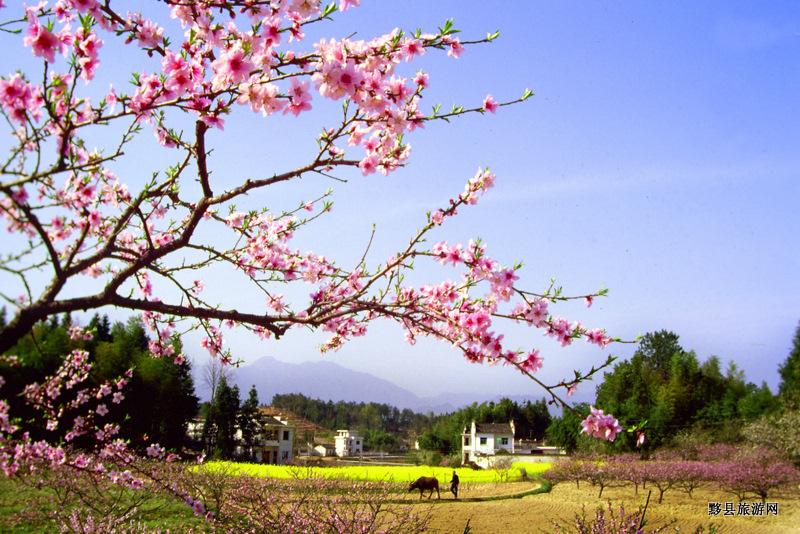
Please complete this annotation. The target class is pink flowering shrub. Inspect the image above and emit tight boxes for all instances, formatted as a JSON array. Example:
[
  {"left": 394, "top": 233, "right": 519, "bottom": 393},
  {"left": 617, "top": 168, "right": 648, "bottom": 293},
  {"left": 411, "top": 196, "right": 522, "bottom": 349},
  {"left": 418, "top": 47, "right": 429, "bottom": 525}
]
[
  {"left": 712, "top": 448, "right": 800, "bottom": 503},
  {"left": 545, "top": 447, "right": 800, "bottom": 506},
  {"left": 549, "top": 500, "right": 677, "bottom": 534}
]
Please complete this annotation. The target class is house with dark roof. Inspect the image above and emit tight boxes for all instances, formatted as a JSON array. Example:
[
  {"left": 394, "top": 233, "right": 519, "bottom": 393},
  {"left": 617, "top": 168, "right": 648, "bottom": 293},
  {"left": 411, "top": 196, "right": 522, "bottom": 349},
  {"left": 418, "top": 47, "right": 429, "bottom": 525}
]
[
  {"left": 186, "top": 412, "right": 295, "bottom": 464},
  {"left": 245, "top": 414, "right": 295, "bottom": 465},
  {"left": 461, "top": 420, "right": 515, "bottom": 465}
]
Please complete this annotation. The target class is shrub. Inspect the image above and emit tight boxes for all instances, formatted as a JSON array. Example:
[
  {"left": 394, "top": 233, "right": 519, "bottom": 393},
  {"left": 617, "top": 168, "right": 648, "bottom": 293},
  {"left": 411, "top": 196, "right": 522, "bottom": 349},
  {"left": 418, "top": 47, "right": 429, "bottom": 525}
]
[{"left": 549, "top": 500, "right": 674, "bottom": 534}]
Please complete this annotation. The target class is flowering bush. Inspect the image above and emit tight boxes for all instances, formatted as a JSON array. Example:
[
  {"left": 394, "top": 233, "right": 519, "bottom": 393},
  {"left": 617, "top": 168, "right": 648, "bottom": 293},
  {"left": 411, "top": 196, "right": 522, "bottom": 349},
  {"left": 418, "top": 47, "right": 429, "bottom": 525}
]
[
  {"left": 549, "top": 500, "right": 676, "bottom": 534},
  {"left": 545, "top": 448, "right": 800, "bottom": 507},
  {"left": 711, "top": 448, "right": 800, "bottom": 503}
]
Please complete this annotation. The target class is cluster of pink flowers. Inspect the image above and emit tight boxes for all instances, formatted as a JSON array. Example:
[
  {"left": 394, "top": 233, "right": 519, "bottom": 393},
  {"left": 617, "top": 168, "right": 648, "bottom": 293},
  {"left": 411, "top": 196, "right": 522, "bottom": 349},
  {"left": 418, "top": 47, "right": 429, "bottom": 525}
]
[
  {"left": 0, "top": 334, "right": 145, "bottom": 486},
  {"left": 580, "top": 406, "right": 623, "bottom": 441},
  {"left": 0, "top": 1, "right": 637, "bottom": 528},
  {"left": 0, "top": 74, "right": 43, "bottom": 123}
]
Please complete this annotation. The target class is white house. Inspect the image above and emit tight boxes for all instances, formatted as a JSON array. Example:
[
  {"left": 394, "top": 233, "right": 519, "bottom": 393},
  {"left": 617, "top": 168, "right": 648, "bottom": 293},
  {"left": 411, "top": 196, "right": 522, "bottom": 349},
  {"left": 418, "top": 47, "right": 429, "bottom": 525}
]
[
  {"left": 312, "top": 443, "right": 337, "bottom": 457},
  {"left": 334, "top": 430, "right": 363, "bottom": 457},
  {"left": 246, "top": 414, "right": 295, "bottom": 465},
  {"left": 190, "top": 413, "right": 295, "bottom": 464},
  {"left": 461, "top": 421, "right": 515, "bottom": 465},
  {"left": 186, "top": 416, "right": 205, "bottom": 443}
]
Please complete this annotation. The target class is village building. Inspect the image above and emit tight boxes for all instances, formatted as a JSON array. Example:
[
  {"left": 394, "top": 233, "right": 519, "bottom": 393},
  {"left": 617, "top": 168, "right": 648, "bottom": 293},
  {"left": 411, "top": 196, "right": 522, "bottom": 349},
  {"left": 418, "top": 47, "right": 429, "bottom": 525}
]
[
  {"left": 460, "top": 420, "right": 568, "bottom": 468},
  {"left": 187, "top": 412, "right": 295, "bottom": 464},
  {"left": 186, "top": 415, "right": 206, "bottom": 443},
  {"left": 334, "top": 429, "right": 363, "bottom": 457},
  {"left": 461, "top": 420, "right": 515, "bottom": 466},
  {"left": 312, "top": 441, "right": 337, "bottom": 457},
  {"left": 244, "top": 414, "right": 295, "bottom": 464}
]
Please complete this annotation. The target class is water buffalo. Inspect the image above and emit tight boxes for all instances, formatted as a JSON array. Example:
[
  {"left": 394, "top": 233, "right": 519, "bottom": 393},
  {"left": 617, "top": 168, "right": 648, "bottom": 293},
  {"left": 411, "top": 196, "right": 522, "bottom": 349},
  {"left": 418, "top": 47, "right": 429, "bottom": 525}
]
[{"left": 408, "top": 476, "right": 440, "bottom": 499}]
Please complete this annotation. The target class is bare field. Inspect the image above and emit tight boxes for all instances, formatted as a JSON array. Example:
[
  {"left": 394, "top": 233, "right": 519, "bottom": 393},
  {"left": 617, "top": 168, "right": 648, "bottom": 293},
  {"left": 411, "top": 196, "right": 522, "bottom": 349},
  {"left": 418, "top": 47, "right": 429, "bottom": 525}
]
[{"left": 405, "top": 481, "right": 800, "bottom": 533}]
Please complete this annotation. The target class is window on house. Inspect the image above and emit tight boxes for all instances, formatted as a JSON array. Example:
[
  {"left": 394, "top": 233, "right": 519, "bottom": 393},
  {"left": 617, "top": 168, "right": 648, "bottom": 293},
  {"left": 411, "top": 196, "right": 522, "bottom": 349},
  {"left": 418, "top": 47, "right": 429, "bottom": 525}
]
[
  {"left": 480, "top": 437, "right": 487, "bottom": 445},
  {"left": 500, "top": 437, "right": 509, "bottom": 446},
  {"left": 464, "top": 437, "right": 470, "bottom": 446},
  {"left": 283, "top": 430, "right": 290, "bottom": 441},
  {"left": 282, "top": 451, "right": 289, "bottom": 459}
]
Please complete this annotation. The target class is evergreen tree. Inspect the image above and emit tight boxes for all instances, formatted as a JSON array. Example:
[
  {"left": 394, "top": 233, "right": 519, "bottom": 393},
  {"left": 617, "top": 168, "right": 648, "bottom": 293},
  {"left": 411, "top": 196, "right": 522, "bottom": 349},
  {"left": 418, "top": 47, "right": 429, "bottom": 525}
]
[
  {"left": 778, "top": 321, "right": 800, "bottom": 408},
  {"left": 636, "top": 330, "right": 684, "bottom": 380},
  {"left": 546, "top": 403, "right": 589, "bottom": 453},
  {"left": 212, "top": 376, "right": 240, "bottom": 458},
  {"left": 238, "top": 385, "right": 260, "bottom": 460},
  {"left": 595, "top": 330, "right": 773, "bottom": 448}
]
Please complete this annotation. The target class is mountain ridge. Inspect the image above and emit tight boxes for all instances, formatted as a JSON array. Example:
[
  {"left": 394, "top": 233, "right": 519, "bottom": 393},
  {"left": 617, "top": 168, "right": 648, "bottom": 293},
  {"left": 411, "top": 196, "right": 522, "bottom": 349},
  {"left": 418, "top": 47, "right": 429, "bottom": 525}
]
[{"left": 194, "top": 356, "right": 544, "bottom": 415}]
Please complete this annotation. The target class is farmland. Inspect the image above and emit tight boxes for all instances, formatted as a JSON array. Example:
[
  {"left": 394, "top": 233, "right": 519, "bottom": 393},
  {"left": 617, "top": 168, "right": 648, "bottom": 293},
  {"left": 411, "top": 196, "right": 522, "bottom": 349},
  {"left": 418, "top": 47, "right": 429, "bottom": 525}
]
[
  {"left": 186, "top": 460, "right": 800, "bottom": 532},
  {"left": 2, "top": 459, "right": 799, "bottom": 533},
  {"left": 423, "top": 480, "right": 800, "bottom": 533},
  {"left": 201, "top": 460, "right": 551, "bottom": 485}
]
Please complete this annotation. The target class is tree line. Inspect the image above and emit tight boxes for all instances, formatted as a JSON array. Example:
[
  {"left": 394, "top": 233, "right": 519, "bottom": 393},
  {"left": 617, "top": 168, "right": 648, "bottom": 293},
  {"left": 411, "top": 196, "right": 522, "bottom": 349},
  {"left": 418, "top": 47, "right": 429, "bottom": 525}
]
[
  {"left": 415, "top": 398, "right": 553, "bottom": 457},
  {"left": 269, "top": 392, "right": 431, "bottom": 452},
  {"left": 547, "top": 327, "right": 800, "bottom": 455},
  {"left": 269, "top": 392, "right": 554, "bottom": 455},
  {"left": 5, "top": 310, "right": 797, "bottom": 461}
]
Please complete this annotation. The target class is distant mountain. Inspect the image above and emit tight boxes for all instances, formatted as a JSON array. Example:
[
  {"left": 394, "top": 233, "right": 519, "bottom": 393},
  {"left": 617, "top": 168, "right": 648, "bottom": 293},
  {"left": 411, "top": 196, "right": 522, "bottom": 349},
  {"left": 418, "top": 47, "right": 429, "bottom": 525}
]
[
  {"left": 193, "top": 356, "right": 546, "bottom": 415},
  {"left": 195, "top": 356, "right": 422, "bottom": 409}
]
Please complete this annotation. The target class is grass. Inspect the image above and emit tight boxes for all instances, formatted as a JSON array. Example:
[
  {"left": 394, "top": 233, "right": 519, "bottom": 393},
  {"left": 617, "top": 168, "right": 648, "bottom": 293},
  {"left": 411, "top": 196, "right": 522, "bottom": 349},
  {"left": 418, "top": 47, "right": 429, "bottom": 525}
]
[{"left": 0, "top": 476, "right": 211, "bottom": 534}]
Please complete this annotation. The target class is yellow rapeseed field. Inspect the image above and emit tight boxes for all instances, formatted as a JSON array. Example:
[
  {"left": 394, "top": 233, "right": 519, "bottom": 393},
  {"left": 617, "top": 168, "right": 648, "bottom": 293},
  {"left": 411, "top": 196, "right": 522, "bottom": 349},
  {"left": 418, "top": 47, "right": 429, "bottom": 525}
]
[{"left": 201, "top": 460, "right": 552, "bottom": 484}]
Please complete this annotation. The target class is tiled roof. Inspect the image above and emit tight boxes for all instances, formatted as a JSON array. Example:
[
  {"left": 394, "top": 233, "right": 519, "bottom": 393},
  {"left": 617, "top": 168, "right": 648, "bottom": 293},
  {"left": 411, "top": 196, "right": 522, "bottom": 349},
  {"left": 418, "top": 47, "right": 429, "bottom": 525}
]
[
  {"left": 473, "top": 423, "right": 513, "bottom": 435},
  {"left": 258, "top": 406, "right": 325, "bottom": 435}
]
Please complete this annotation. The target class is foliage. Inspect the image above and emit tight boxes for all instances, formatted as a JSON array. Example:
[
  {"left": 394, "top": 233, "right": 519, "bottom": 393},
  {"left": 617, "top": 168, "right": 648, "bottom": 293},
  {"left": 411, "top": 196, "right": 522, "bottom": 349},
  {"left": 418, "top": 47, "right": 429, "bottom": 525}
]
[
  {"left": 594, "top": 331, "right": 775, "bottom": 450},
  {"left": 778, "top": 321, "right": 800, "bottom": 408},
  {"left": 210, "top": 376, "right": 240, "bottom": 459},
  {"left": 742, "top": 408, "right": 800, "bottom": 464},
  {"left": 271, "top": 392, "right": 426, "bottom": 449},
  {"left": 546, "top": 404, "right": 589, "bottom": 453},
  {"left": 237, "top": 385, "right": 261, "bottom": 461}
]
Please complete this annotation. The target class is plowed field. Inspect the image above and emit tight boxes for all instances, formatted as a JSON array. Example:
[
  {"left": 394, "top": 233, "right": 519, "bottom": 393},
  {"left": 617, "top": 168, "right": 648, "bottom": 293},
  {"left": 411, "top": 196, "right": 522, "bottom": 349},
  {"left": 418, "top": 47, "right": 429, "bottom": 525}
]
[{"left": 405, "top": 481, "right": 800, "bottom": 533}]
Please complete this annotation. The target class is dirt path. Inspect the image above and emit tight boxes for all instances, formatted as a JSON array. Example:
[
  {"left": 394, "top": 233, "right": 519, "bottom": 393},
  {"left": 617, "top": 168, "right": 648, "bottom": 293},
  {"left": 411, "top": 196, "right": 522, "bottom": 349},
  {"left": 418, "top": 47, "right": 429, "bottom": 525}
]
[{"left": 405, "top": 481, "right": 800, "bottom": 533}]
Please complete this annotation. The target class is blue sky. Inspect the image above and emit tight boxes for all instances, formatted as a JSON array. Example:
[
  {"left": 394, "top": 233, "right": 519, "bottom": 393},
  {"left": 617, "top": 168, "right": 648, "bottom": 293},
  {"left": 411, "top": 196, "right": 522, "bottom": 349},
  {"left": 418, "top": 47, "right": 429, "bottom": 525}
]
[
  {"left": 234, "top": 0, "right": 800, "bottom": 404},
  {"left": 2, "top": 1, "right": 798, "bottom": 407}
]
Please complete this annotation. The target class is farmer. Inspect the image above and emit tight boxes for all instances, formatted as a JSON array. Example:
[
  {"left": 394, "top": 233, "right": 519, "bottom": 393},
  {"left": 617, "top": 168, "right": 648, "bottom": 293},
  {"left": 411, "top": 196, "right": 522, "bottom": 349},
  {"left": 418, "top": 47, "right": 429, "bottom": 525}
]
[{"left": 450, "top": 470, "right": 460, "bottom": 499}]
